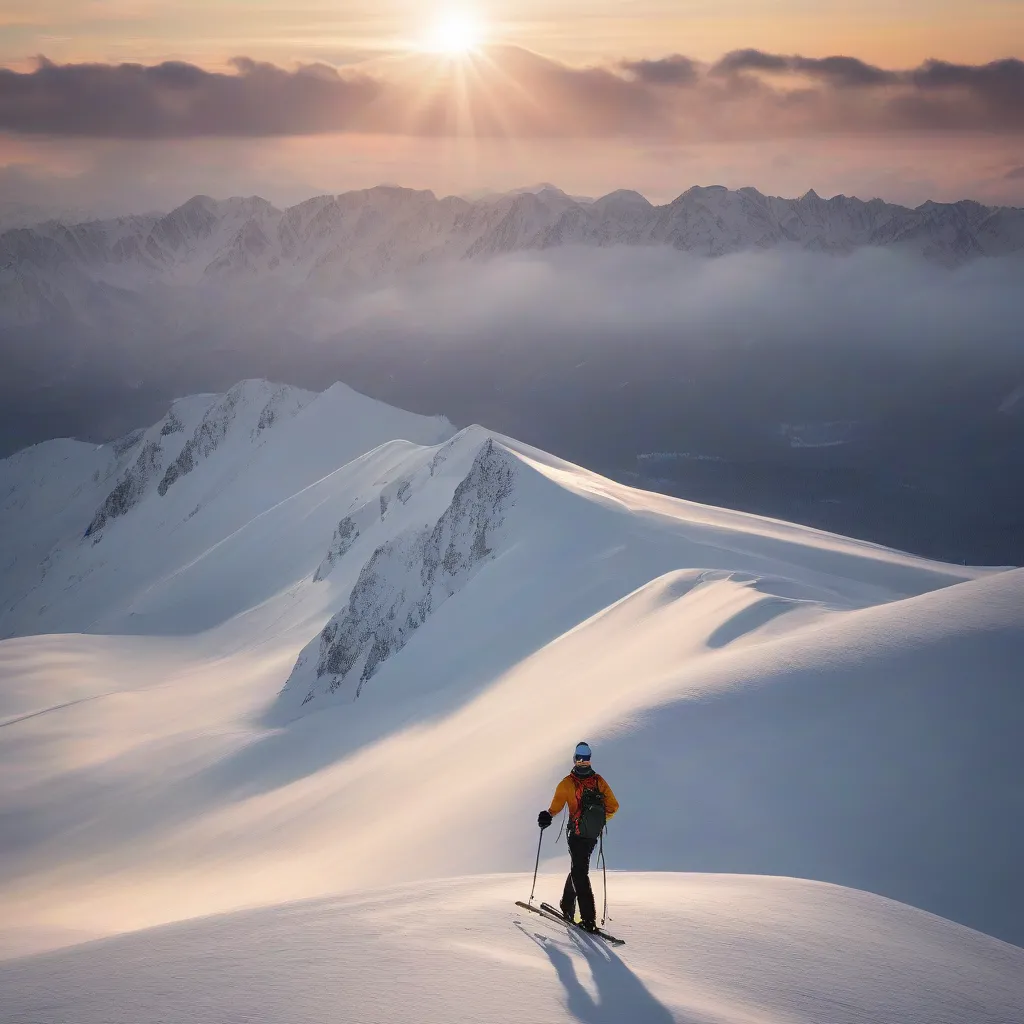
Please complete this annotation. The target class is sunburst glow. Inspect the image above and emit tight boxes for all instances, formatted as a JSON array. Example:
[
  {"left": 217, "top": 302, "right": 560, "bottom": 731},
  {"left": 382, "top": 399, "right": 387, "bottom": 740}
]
[{"left": 427, "top": 10, "right": 485, "bottom": 55}]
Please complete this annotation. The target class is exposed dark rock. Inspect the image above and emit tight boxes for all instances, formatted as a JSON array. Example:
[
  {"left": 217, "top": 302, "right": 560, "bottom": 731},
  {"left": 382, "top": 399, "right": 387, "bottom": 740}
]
[
  {"left": 159, "top": 411, "right": 184, "bottom": 436},
  {"left": 256, "top": 405, "right": 276, "bottom": 433},
  {"left": 157, "top": 439, "right": 194, "bottom": 496},
  {"left": 85, "top": 439, "right": 163, "bottom": 535},
  {"left": 313, "top": 516, "right": 360, "bottom": 582}
]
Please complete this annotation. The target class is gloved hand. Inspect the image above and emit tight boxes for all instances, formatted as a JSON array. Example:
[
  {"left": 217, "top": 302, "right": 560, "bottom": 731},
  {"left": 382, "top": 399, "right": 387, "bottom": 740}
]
[{"left": 538, "top": 810, "right": 552, "bottom": 829}]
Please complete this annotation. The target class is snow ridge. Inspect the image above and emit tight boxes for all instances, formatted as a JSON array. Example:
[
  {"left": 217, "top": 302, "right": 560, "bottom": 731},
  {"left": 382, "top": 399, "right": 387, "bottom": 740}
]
[
  {"left": 0, "top": 379, "right": 453, "bottom": 640},
  {"left": 297, "top": 438, "right": 516, "bottom": 705}
]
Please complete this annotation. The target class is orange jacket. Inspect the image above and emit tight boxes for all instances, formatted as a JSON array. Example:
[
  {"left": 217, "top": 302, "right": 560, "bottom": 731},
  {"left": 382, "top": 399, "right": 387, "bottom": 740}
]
[{"left": 548, "top": 773, "right": 619, "bottom": 822}]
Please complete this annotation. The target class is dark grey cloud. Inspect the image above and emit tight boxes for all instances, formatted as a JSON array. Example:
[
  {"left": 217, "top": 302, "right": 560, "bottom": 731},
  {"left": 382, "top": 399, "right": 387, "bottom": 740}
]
[
  {"left": 711, "top": 48, "right": 1024, "bottom": 103},
  {"left": 1006, "top": 166, "right": 1024, "bottom": 180},
  {"left": 912, "top": 57, "right": 1024, "bottom": 91},
  {"left": 911, "top": 58, "right": 1024, "bottom": 118},
  {"left": 712, "top": 49, "right": 791, "bottom": 75},
  {"left": 620, "top": 55, "right": 699, "bottom": 87},
  {"left": 708, "top": 50, "right": 1024, "bottom": 132},
  {"left": 0, "top": 48, "right": 1022, "bottom": 140},
  {"left": 0, "top": 56, "right": 380, "bottom": 137},
  {"left": 789, "top": 55, "right": 899, "bottom": 88},
  {"left": 712, "top": 49, "right": 898, "bottom": 87}
]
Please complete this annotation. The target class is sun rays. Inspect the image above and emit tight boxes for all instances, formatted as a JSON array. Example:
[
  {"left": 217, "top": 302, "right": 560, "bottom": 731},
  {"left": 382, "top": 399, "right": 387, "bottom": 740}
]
[
  {"left": 424, "top": 9, "right": 485, "bottom": 55},
  {"left": 341, "top": 8, "right": 548, "bottom": 182}
]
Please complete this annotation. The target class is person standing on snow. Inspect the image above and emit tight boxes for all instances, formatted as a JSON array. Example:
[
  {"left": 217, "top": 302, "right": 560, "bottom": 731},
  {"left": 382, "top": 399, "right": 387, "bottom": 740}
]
[{"left": 537, "top": 741, "right": 619, "bottom": 932}]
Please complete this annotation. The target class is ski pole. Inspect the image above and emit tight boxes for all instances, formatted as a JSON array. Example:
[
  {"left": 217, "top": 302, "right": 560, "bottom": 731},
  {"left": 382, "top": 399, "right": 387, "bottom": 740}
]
[
  {"left": 528, "top": 825, "right": 544, "bottom": 904},
  {"left": 600, "top": 830, "right": 608, "bottom": 925}
]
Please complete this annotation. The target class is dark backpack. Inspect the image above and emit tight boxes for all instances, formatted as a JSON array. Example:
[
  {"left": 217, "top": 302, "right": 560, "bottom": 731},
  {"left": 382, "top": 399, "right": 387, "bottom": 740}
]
[{"left": 572, "top": 774, "right": 607, "bottom": 840}]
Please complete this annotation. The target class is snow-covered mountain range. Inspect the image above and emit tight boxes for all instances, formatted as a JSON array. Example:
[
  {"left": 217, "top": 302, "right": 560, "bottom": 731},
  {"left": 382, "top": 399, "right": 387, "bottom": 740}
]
[
  {"left": 1, "top": 378, "right": 1022, "bottom": 1020},
  {"left": 2, "top": 184, "right": 1022, "bottom": 324}
]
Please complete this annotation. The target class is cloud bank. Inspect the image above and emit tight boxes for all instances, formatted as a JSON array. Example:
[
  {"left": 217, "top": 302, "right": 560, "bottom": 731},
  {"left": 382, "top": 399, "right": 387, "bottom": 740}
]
[
  {"left": 3, "top": 244, "right": 1021, "bottom": 450},
  {"left": 1, "top": 47, "right": 1022, "bottom": 140}
]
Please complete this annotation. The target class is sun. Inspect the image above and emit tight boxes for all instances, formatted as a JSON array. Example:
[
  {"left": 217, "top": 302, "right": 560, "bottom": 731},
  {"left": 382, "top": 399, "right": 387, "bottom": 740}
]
[{"left": 426, "top": 10, "right": 485, "bottom": 55}]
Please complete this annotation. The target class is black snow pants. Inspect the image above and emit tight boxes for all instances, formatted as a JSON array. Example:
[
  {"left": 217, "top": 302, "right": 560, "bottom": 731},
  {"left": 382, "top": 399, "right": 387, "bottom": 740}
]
[{"left": 561, "top": 834, "right": 598, "bottom": 925}]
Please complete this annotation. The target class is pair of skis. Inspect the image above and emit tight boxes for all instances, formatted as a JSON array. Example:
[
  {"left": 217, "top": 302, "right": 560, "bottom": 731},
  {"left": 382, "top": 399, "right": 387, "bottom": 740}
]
[{"left": 514, "top": 900, "right": 625, "bottom": 945}]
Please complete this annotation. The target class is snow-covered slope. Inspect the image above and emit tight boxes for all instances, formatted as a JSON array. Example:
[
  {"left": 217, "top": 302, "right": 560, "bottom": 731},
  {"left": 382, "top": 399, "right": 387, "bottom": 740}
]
[
  {"left": 0, "top": 379, "right": 453, "bottom": 638},
  {"left": 0, "top": 377, "right": 1021, "bottom": 1010},
  {"left": 2, "top": 184, "right": 1022, "bottom": 323},
  {"left": 2, "top": 875, "right": 1022, "bottom": 1024}
]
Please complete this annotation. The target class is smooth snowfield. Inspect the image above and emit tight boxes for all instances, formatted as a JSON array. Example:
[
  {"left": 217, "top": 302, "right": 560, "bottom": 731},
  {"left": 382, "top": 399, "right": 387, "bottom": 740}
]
[
  {"left": 2, "top": 875, "right": 1023, "bottom": 1024},
  {"left": 1, "top": 377, "right": 1022, "bottom": 1023}
]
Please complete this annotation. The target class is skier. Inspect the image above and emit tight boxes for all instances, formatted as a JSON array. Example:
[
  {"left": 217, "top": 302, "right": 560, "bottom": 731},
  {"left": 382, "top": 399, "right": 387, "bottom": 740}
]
[{"left": 537, "top": 741, "right": 619, "bottom": 932}]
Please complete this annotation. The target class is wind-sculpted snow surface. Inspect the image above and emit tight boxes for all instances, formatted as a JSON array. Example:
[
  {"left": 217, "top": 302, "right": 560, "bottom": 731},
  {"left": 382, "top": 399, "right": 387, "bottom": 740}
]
[
  {"left": 1, "top": 378, "right": 1023, "bottom": 970},
  {"left": 294, "top": 438, "right": 516, "bottom": 706}
]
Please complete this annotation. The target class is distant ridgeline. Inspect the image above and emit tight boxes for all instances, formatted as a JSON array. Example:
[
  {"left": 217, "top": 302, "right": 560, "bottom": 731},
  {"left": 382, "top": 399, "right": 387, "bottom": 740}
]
[{"left": 1, "top": 184, "right": 1022, "bottom": 326}]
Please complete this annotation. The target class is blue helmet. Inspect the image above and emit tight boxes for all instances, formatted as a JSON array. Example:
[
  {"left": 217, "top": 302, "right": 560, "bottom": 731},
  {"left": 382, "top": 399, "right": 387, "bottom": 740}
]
[{"left": 573, "top": 741, "right": 592, "bottom": 763}]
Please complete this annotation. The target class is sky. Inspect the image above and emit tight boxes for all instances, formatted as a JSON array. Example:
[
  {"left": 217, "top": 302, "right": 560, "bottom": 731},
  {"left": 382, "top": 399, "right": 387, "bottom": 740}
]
[
  {"left": 0, "top": 1, "right": 1023, "bottom": 217},
  {"left": 3, "top": 1, "right": 1022, "bottom": 69}
]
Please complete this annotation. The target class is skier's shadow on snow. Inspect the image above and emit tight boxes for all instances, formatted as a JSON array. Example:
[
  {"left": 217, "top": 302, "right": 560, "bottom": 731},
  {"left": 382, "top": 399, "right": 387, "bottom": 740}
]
[{"left": 517, "top": 924, "right": 677, "bottom": 1024}]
